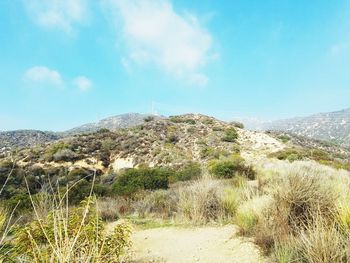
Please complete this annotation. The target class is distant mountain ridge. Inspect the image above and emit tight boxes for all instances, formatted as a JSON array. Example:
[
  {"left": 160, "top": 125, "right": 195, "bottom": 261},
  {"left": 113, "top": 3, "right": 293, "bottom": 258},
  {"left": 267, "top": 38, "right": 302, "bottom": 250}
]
[
  {"left": 0, "top": 130, "right": 61, "bottom": 149},
  {"left": 64, "top": 113, "right": 157, "bottom": 135},
  {"left": 245, "top": 108, "right": 350, "bottom": 147},
  {"left": 0, "top": 113, "right": 157, "bottom": 149}
]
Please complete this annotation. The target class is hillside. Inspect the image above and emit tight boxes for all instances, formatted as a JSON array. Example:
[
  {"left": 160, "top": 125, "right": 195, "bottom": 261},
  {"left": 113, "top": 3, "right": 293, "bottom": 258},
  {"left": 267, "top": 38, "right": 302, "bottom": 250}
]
[
  {"left": 0, "top": 130, "right": 61, "bottom": 150},
  {"left": 64, "top": 113, "right": 157, "bottom": 135},
  {"left": 1, "top": 113, "right": 349, "bottom": 200},
  {"left": 244, "top": 108, "right": 350, "bottom": 147},
  {"left": 0, "top": 113, "right": 158, "bottom": 151}
]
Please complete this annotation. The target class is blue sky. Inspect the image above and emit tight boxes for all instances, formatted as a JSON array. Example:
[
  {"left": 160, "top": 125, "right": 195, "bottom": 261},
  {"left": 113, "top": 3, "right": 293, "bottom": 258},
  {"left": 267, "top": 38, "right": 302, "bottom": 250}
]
[{"left": 1, "top": 0, "right": 350, "bottom": 131}]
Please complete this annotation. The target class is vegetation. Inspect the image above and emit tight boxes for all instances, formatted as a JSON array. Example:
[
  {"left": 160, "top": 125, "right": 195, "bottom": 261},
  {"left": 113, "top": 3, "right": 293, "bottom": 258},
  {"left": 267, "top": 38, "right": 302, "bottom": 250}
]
[
  {"left": 112, "top": 167, "right": 171, "bottom": 196},
  {"left": 270, "top": 147, "right": 350, "bottom": 171},
  {"left": 232, "top": 161, "right": 350, "bottom": 262},
  {"left": 222, "top": 128, "right": 238, "bottom": 142},
  {"left": 14, "top": 198, "right": 131, "bottom": 262},
  {"left": 169, "top": 116, "right": 196, "bottom": 124},
  {"left": 208, "top": 155, "right": 256, "bottom": 180}
]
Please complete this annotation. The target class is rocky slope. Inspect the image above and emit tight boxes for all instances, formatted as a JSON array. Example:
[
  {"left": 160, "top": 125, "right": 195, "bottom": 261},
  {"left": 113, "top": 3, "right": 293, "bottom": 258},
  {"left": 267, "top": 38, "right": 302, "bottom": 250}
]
[
  {"left": 0, "top": 130, "right": 61, "bottom": 149},
  {"left": 243, "top": 108, "right": 350, "bottom": 147}
]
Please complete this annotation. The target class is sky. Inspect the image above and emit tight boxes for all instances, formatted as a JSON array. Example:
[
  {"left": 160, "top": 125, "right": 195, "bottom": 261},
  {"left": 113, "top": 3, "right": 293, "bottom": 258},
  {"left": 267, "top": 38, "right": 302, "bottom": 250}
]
[{"left": 1, "top": 0, "right": 350, "bottom": 131}]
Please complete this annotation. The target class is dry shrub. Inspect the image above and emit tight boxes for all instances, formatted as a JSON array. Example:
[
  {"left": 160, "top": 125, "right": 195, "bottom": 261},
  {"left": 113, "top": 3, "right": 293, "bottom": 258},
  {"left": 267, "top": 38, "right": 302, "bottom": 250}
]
[
  {"left": 245, "top": 161, "right": 350, "bottom": 261},
  {"left": 97, "top": 197, "right": 132, "bottom": 222},
  {"left": 178, "top": 178, "right": 224, "bottom": 224},
  {"left": 272, "top": 170, "right": 338, "bottom": 233},
  {"left": 235, "top": 195, "right": 272, "bottom": 236},
  {"left": 133, "top": 189, "right": 178, "bottom": 219},
  {"left": 297, "top": 215, "right": 350, "bottom": 263}
]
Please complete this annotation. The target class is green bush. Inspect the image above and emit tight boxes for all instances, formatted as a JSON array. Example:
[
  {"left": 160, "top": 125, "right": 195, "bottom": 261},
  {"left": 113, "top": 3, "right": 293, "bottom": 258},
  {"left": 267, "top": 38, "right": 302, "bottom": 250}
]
[
  {"left": 222, "top": 128, "right": 238, "bottom": 142},
  {"left": 144, "top": 116, "right": 155, "bottom": 122},
  {"left": 44, "top": 141, "right": 69, "bottom": 161},
  {"left": 277, "top": 134, "right": 291, "bottom": 143},
  {"left": 67, "top": 180, "right": 110, "bottom": 205},
  {"left": 208, "top": 155, "right": 256, "bottom": 180},
  {"left": 112, "top": 168, "right": 172, "bottom": 196},
  {"left": 170, "top": 162, "right": 201, "bottom": 182},
  {"left": 169, "top": 116, "right": 196, "bottom": 124},
  {"left": 269, "top": 148, "right": 304, "bottom": 162}
]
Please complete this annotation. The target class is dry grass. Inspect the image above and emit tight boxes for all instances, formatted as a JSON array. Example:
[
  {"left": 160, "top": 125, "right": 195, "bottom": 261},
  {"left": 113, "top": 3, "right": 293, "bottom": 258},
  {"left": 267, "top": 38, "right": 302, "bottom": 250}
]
[
  {"left": 296, "top": 216, "right": 350, "bottom": 263},
  {"left": 133, "top": 189, "right": 178, "bottom": 219},
  {"left": 178, "top": 178, "right": 224, "bottom": 224},
  {"left": 97, "top": 197, "right": 133, "bottom": 222},
  {"left": 241, "top": 160, "right": 350, "bottom": 262}
]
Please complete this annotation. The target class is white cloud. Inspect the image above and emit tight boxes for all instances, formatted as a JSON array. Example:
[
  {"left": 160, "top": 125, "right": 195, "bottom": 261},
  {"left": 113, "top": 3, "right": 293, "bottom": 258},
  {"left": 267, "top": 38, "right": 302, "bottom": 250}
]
[
  {"left": 24, "top": 66, "right": 63, "bottom": 86},
  {"left": 108, "top": 0, "right": 214, "bottom": 85},
  {"left": 24, "top": 0, "right": 88, "bottom": 33},
  {"left": 73, "top": 76, "right": 92, "bottom": 91}
]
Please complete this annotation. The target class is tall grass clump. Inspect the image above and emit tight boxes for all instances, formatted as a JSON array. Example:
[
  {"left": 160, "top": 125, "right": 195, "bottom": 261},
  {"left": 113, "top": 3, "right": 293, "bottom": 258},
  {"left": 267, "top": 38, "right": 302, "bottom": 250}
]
[
  {"left": 238, "top": 161, "right": 350, "bottom": 262},
  {"left": 178, "top": 178, "right": 223, "bottom": 224},
  {"left": 0, "top": 165, "right": 132, "bottom": 262},
  {"left": 14, "top": 193, "right": 132, "bottom": 262}
]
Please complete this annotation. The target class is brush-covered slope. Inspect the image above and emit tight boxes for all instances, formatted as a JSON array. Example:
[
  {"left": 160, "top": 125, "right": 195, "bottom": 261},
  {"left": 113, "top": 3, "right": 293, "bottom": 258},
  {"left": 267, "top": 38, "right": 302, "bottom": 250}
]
[
  {"left": 64, "top": 113, "right": 158, "bottom": 135},
  {"left": 255, "top": 108, "right": 350, "bottom": 147},
  {"left": 0, "top": 130, "right": 61, "bottom": 149}
]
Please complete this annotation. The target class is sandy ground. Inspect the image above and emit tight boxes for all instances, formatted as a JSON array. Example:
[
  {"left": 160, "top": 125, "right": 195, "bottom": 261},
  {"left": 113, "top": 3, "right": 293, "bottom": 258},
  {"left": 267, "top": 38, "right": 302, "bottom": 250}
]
[{"left": 128, "top": 225, "right": 269, "bottom": 263}]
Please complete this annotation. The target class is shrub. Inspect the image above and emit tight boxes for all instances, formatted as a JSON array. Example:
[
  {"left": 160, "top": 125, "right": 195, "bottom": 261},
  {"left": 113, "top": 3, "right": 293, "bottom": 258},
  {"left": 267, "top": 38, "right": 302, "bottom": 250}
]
[
  {"left": 277, "top": 135, "right": 291, "bottom": 143},
  {"left": 200, "top": 147, "right": 230, "bottom": 159},
  {"left": 53, "top": 149, "right": 78, "bottom": 162},
  {"left": 133, "top": 189, "right": 178, "bottom": 219},
  {"left": 166, "top": 133, "right": 179, "bottom": 144},
  {"left": 112, "top": 168, "right": 171, "bottom": 196},
  {"left": 67, "top": 180, "right": 110, "bottom": 205},
  {"left": 230, "top": 121, "right": 244, "bottom": 129},
  {"left": 235, "top": 195, "right": 272, "bottom": 235},
  {"left": 208, "top": 155, "right": 256, "bottom": 180},
  {"left": 178, "top": 179, "right": 223, "bottom": 224},
  {"left": 222, "top": 128, "right": 238, "bottom": 142},
  {"left": 273, "top": 171, "right": 337, "bottom": 232},
  {"left": 273, "top": 242, "right": 298, "bottom": 263},
  {"left": 269, "top": 148, "right": 304, "bottom": 162},
  {"left": 170, "top": 162, "right": 201, "bottom": 182},
  {"left": 169, "top": 116, "right": 196, "bottom": 124},
  {"left": 44, "top": 142, "right": 69, "bottom": 161},
  {"left": 297, "top": 217, "right": 350, "bottom": 263},
  {"left": 220, "top": 188, "right": 240, "bottom": 218},
  {"left": 144, "top": 116, "right": 155, "bottom": 122},
  {"left": 14, "top": 198, "right": 132, "bottom": 262}
]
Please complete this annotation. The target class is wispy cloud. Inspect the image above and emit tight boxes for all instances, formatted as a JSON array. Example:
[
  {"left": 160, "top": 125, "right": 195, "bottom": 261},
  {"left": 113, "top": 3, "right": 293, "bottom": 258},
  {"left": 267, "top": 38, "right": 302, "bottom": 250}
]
[
  {"left": 73, "top": 76, "right": 93, "bottom": 91},
  {"left": 24, "top": 66, "right": 63, "bottom": 86},
  {"left": 24, "top": 0, "right": 88, "bottom": 33},
  {"left": 108, "top": 0, "right": 215, "bottom": 86},
  {"left": 24, "top": 66, "right": 92, "bottom": 91}
]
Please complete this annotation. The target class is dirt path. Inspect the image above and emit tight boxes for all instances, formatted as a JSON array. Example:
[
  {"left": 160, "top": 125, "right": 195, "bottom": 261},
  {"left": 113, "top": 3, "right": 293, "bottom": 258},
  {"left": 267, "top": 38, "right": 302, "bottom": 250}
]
[{"left": 128, "top": 225, "right": 269, "bottom": 263}]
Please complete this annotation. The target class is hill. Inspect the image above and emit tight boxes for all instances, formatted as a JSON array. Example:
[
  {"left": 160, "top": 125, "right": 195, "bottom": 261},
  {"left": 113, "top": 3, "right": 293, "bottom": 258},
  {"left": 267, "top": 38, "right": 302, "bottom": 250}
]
[
  {"left": 242, "top": 108, "right": 350, "bottom": 147},
  {"left": 0, "top": 130, "right": 61, "bottom": 150},
  {"left": 64, "top": 113, "right": 158, "bottom": 135}
]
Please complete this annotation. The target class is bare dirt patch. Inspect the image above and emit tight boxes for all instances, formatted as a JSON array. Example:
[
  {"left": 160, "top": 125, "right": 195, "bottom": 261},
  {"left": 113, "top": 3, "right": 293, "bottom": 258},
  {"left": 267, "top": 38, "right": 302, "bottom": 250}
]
[{"left": 128, "top": 225, "right": 269, "bottom": 263}]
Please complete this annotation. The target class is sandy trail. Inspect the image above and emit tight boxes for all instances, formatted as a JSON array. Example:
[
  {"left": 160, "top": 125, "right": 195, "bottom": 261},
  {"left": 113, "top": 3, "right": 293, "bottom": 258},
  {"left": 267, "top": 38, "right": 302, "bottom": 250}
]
[{"left": 128, "top": 225, "right": 269, "bottom": 263}]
